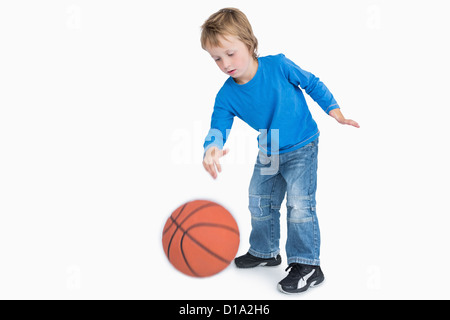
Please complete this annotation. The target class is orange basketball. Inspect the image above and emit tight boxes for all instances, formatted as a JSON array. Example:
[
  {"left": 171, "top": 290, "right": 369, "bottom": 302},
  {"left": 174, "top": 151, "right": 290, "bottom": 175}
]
[{"left": 162, "top": 200, "right": 240, "bottom": 277}]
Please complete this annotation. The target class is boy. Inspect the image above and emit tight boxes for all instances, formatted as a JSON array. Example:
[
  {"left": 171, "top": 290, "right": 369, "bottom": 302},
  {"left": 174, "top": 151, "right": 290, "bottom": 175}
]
[{"left": 200, "top": 8, "right": 359, "bottom": 294}]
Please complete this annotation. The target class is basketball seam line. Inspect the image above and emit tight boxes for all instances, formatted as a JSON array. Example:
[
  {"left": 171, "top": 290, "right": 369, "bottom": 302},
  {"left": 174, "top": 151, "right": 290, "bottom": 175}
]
[
  {"left": 183, "top": 222, "right": 239, "bottom": 264},
  {"left": 180, "top": 223, "right": 237, "bottom": 276},
  {"left": 173, "top": 220, "right": 239, "bottom": 277},
  {"left": 163, "top": 202, "right": 188, "bottom": 235},
  {"left": 165, "top": 202, "right": 220, "bottom": 262}
]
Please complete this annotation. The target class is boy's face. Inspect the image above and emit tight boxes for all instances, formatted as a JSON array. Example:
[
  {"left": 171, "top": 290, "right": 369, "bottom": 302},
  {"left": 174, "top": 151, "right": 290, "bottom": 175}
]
[{"left": 206, "top": 35, "right": 256, "bottom": 84}]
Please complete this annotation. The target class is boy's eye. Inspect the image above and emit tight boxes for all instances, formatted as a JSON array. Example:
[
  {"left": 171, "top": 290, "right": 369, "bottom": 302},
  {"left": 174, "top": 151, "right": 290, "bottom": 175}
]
[{"left": 213, "top": 53, "right": 233, "bottom": 61}]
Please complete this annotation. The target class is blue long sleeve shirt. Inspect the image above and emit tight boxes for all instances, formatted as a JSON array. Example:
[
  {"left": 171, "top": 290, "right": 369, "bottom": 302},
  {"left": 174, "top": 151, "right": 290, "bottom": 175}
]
[{"left": 203, "top": 54, "right": 340, "bottom": 155}]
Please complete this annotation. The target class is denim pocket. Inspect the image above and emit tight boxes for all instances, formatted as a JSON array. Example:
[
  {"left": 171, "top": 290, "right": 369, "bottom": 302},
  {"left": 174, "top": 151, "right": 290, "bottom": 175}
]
[{"left": 304, "top": 138, "right": 319, "bottom": 149}]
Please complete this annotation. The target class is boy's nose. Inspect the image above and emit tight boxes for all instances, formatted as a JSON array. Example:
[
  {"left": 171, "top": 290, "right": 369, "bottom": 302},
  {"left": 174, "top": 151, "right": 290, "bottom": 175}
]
[{"left": 222, "top": 58, "right": 231, "bottom": 69}]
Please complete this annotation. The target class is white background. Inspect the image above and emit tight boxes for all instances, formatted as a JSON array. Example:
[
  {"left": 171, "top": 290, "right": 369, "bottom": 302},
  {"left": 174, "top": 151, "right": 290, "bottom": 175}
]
[{"left": 0, "top": 0, "right": 449, "bottom": 300}]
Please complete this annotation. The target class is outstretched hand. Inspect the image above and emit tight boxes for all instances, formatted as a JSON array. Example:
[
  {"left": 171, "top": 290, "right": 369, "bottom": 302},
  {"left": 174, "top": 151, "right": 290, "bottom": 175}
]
[
  {"left": 202, "top": 147, "right": 230, "bottom": 180},
  {"left": 329, "top": 109, "right": 360, "bottom": 128}
]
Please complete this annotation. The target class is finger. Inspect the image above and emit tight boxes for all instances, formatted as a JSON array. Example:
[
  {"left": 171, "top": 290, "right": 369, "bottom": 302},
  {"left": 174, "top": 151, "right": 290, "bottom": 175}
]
[
  {"left": 208, "top": 163, "right": 217, "bottom": 179},
  {"left": 221, "top": 148, "right": 230, "bottom": 157},
  {"left": 203, "top": 160, "right": 214, "bottom": 178},
  {"left": 346, "top": 119, "right": 360, "bottom": 128},
  {"left": 203, "top": 159, "right": 212, "bottom": 171},
  {"left": 214, "top": 158, "right": 222, "bottom": 173},
  {"left": 203, "top": 161, "right": 213, "bottom": 177}
]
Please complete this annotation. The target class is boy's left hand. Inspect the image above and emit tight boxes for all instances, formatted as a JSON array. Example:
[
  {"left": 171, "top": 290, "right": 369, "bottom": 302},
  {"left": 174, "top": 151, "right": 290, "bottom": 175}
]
[{"left": 329, "top": 109, "right": 360, "bottom": 128}]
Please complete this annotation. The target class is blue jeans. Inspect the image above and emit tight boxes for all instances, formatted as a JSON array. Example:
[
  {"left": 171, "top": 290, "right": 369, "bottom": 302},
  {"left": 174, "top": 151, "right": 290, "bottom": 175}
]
[{"left": 248, "top": 138, "right": 320, "bottom": 266}]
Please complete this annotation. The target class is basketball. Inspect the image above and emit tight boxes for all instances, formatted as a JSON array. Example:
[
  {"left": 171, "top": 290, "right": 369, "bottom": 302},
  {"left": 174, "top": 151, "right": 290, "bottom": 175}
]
[{"left": 162, "top": 200, "right": 240, "bottom": 277}]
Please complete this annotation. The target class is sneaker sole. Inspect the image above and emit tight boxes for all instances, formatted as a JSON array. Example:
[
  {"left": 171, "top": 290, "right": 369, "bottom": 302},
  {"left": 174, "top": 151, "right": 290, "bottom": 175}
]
[
  {"left": 235, "top": 258, "right": 282, "bottom": 269},
  {"left": 277, "top": 277, "right": 325, "bottom": 295}
]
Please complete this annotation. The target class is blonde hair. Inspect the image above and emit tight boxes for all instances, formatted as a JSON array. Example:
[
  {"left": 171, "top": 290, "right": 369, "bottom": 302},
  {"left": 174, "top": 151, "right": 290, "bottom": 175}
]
[{"left": 201, "top": 8, "right": 259, "bottom": 60}]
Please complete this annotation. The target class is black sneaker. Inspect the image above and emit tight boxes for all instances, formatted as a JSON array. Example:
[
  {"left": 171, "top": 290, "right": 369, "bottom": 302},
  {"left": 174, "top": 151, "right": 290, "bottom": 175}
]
[
  {"left": 235, "top": 252, "right": 282, "bottom": 268},
  {"left": 278, "top": 263, "right": 325, "bottom": 294}
]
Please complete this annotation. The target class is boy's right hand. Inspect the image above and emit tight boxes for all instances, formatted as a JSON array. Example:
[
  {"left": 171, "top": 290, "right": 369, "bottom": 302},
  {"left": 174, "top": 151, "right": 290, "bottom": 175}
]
[{"left": 202, "top": 147, "right": 230, "bottom": 180}]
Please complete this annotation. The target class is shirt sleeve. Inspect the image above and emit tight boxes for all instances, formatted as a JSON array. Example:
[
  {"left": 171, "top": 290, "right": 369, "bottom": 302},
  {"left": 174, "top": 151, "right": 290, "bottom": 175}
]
[
  {"left": 280, "top": 54, "right": 340, "bottom": 114},
  {"left": 203, "top": 96, "right": 235, "bottom": 154}
]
